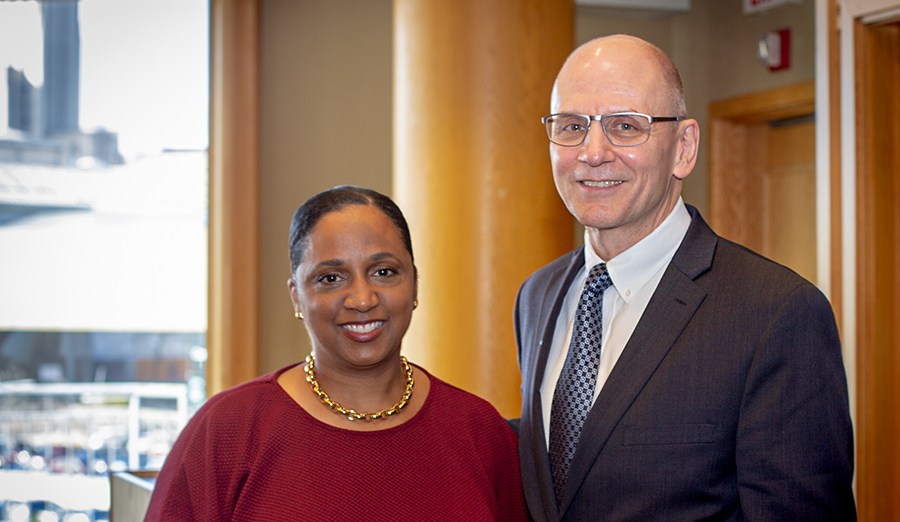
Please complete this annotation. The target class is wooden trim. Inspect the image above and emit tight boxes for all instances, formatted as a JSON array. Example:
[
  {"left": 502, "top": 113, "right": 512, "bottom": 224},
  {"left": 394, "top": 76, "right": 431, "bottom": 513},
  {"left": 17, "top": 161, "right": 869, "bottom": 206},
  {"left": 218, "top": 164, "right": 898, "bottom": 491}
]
[
  {"left": 709, "top": 81, "right": 815, "bottom": 124},
  {"left": 208, "top": 0, "right": 261, "bottom": 395},
  {"left": 854, "top": 18, "right": 900, "bottom": 522}
]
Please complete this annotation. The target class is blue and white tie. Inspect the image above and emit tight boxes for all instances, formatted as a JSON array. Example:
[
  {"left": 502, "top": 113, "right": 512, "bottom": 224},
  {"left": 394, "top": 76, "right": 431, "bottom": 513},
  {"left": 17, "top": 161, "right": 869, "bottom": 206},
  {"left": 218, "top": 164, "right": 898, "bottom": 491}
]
[{"left": 548, "top": 262, "right": 613, "bottom": 506}]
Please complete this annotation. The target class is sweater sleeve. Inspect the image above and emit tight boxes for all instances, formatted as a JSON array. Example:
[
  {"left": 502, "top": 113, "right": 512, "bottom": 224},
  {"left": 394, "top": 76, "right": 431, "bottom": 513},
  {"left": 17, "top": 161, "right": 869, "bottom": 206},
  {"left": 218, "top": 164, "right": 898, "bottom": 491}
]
[
  {"left": 441, "top": 380, "right": 528, "bottom": 521},
  {"left": 144, "top": 388, "right": 255, "bottom": 521},
  {"left": 491, "top": 416, "right": 529, "bottom": 522}
]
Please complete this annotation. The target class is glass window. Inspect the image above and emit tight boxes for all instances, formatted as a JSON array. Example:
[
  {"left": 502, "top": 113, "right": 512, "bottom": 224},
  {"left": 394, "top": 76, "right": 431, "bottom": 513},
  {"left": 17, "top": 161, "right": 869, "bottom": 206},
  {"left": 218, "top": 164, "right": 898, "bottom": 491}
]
[{"left": 0, "top": 1, "right": 208, "bottom": 520}]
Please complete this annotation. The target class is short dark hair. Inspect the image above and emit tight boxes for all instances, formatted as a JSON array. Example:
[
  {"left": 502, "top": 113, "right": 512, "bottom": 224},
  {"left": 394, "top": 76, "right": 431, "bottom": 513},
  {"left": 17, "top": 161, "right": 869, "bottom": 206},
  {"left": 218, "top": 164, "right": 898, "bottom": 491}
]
[{"left": 288, "top": 185, "right": 414, "bottom": 275}]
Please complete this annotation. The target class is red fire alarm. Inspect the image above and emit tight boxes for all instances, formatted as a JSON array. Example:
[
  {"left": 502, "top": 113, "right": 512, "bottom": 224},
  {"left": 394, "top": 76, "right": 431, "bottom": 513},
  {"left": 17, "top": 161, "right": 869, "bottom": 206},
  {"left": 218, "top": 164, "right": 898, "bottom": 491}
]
[{"left": 758, "top": 28, "right": 791, "bottom": 71}]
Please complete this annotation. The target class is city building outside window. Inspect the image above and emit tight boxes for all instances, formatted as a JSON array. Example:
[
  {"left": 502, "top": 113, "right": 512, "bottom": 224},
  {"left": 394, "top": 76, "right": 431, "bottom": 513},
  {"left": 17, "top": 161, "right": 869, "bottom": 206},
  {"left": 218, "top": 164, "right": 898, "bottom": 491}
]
[{"left": 0, "top": 1, "right": 209, "bottom": 520}]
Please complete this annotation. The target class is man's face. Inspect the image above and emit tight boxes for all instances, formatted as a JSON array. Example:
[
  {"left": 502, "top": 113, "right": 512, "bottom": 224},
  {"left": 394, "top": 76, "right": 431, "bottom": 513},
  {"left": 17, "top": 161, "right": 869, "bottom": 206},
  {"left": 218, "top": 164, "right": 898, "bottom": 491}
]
[{"left": 550, "top": 38, "right": 691, "bottom": 259}]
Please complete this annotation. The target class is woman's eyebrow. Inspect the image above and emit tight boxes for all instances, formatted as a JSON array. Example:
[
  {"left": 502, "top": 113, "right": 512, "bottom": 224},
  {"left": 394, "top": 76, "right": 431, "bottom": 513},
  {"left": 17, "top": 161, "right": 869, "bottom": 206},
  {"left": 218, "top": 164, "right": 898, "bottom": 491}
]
[
  {"left": 369, "top": 252, "right": 399, "bottom": 262},
  {"left": 314, "top": 258, "right": 344, "bottom": 269}
]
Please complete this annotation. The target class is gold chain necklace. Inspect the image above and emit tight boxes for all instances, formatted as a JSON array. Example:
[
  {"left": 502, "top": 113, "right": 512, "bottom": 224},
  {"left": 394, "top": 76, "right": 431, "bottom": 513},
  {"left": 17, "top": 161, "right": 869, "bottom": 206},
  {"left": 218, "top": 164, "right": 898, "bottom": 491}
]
[{"left": 303, "top": 353, "right": 414, "bottom": 421}]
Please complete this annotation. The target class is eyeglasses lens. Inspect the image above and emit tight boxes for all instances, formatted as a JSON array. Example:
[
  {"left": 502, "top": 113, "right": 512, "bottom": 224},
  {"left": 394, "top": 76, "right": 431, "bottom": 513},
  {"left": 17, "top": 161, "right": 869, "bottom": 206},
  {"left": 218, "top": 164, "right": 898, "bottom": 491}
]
[
  {"left": 546, "top": 113, "right": 652, "bottom": 147},
  {"left": 601, "top": 114, "right": 651, "bottom": 146},
  {"left": 547, "top": 114, "right": 589, "bottom": 146}
]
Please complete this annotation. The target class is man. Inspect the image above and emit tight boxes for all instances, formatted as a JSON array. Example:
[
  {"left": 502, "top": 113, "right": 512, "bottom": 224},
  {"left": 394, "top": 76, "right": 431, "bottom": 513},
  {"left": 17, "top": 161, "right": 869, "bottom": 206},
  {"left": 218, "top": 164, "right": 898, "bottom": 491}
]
[{"left": 514, "top": 35, "right": 855, "bottom": 521}]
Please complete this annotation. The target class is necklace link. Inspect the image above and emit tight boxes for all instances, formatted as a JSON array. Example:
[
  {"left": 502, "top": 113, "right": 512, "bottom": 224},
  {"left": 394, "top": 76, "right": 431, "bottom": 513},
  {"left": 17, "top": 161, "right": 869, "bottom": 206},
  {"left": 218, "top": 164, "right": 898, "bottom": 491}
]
[{"left": 304, "top": 354, "right": 414, "bottom": 421}]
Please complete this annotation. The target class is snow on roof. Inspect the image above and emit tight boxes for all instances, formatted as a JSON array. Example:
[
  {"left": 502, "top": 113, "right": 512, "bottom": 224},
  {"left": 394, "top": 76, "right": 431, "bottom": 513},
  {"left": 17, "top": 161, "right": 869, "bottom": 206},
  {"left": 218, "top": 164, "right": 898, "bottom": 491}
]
[{"left": 0, "top": 151, "right": 208, "bottom": 332}]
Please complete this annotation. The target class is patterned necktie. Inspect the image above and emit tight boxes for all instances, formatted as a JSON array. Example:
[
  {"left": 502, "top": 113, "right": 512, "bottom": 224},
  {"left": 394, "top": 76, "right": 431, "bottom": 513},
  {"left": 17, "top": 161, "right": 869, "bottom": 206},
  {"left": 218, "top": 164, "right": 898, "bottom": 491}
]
[{"left": 548, "top": 262, "right": 613, "bottom": 506}]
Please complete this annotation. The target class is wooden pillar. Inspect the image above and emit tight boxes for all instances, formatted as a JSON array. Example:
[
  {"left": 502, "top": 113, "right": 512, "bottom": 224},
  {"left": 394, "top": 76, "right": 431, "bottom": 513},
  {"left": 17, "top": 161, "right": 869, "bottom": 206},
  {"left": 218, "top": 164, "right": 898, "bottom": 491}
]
[{"left": 393, "top": 0, "right": 574, "bottom": 417}]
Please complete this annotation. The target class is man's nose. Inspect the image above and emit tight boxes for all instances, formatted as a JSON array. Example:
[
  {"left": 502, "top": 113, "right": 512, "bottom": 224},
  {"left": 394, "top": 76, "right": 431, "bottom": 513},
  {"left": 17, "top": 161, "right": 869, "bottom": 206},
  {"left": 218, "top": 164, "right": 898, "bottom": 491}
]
[{"left": 578, "top": 125, "right": 614, "bottom": 166}]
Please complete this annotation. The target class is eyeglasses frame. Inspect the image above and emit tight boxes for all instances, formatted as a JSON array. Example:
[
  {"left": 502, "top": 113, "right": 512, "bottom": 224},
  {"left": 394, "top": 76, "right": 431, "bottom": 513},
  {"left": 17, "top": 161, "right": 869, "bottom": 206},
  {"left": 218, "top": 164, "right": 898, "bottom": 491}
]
[{"left": 541, "top": 112, "right": 686, "bottom": 147}]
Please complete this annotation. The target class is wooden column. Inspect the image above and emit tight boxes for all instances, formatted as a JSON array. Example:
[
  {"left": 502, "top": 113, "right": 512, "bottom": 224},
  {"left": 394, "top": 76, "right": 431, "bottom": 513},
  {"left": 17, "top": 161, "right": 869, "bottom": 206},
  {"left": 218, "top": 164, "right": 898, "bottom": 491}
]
[{"left": 393, "top": 0, "right": 574, "bottom": 417}]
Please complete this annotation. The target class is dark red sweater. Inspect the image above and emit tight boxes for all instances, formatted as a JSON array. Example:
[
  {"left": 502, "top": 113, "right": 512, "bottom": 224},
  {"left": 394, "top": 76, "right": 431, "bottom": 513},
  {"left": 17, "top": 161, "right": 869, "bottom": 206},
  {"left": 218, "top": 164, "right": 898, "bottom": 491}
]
[{"left": 145, "top": 364, "right": 527, "bottom": 521}]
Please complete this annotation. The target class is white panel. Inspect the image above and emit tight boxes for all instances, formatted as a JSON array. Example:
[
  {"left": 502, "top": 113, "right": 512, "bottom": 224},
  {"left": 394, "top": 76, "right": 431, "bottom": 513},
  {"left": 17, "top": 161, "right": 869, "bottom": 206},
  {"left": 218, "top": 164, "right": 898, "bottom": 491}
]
[
  {"left": 843, "top": 0, "right": 900, "bottom": 17},
  {"left": 575, "top": 0, "right": 690, "bottom": 11},
  {"left": 814, "top": 0, "right": 830, "bottom": 300},
  {"left": 743, "top": 0, "right": 802, "bottom": 15},
  {"left": 839, "top": 0, "right": 859, "bottom": 444}
]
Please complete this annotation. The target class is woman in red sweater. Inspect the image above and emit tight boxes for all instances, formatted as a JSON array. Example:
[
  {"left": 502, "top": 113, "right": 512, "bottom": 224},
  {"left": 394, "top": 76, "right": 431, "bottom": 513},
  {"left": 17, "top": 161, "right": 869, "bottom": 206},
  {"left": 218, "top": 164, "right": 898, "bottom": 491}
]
[{"left": 145, "top": 185, "right": 527, "bottom": 521}]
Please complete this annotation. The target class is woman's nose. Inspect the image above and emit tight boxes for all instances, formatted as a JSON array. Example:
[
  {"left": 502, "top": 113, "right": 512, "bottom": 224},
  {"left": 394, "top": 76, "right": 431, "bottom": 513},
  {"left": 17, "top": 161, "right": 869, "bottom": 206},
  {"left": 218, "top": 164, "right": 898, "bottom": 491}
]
[{"left": 344, "top": 279, "right": 378, "bottom": 311}]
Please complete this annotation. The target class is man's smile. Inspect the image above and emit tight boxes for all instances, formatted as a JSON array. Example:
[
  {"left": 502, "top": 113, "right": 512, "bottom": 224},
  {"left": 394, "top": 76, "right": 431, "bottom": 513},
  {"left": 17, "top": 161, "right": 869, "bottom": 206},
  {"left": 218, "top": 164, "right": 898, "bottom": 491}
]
[{"left": 581, "top": 180, "right": 623, "bottom": 188}]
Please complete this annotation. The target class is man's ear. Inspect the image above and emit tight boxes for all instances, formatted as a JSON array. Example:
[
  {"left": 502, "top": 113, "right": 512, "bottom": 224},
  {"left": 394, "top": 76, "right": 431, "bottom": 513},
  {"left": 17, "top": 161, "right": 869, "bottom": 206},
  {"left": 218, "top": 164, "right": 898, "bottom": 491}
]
[{"left": 673, "top": 119, "right": 700, "bottom": 180}]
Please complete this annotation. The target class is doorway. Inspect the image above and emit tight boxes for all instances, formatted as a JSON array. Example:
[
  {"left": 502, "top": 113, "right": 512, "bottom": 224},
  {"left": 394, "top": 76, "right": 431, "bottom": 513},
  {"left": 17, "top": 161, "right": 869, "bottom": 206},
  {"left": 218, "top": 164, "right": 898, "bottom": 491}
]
[{"left": 707, "top": 81, "right": 817, "bottom": 284}]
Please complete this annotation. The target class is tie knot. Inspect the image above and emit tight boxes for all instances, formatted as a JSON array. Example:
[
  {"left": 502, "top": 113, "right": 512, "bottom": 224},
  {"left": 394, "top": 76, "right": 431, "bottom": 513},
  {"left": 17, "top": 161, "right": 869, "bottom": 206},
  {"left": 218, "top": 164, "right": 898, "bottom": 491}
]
[{"left": 586, "top": 263, "right": 613, "bottom": 294}]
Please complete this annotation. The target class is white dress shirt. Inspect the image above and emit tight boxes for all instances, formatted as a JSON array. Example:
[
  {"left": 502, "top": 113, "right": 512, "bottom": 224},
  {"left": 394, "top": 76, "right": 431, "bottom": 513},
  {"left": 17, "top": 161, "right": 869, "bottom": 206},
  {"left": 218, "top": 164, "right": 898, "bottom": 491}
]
[{"left": 540, "top": 198, "right": 692, "bottom": 447}]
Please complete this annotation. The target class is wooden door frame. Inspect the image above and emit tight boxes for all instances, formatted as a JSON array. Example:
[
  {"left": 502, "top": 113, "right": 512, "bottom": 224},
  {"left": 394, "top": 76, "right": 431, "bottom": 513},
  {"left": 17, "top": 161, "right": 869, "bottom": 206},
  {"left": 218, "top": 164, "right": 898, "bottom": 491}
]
[
  {"left": 855, "top": 18, "right": 900, "bottom": 519},
  {"left": 208, "top": 0, "right": 261, "bottom": 395},
  {"left": 820, "top": 0, "right": 900, "bottom": 519},
  {"left": 707, "top": 81, "right": 816, "bottom": 267}
]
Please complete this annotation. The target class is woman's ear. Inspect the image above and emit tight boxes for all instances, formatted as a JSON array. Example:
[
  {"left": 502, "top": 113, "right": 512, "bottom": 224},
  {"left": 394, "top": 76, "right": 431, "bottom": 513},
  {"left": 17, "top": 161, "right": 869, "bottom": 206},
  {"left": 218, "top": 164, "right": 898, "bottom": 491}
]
[
  {"left": 673, "top": 118, "right": 700, "bottom": 180},
  {"left": 287, "top": 276, "right": 302, "bottom": 314}
]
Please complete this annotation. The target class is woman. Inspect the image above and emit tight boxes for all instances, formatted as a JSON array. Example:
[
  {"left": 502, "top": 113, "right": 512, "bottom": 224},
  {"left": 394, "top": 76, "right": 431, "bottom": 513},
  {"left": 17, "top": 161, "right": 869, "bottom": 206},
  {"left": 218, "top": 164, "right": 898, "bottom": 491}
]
[{"left": 145, "top": 186, "right": 527, "bottom": 521}]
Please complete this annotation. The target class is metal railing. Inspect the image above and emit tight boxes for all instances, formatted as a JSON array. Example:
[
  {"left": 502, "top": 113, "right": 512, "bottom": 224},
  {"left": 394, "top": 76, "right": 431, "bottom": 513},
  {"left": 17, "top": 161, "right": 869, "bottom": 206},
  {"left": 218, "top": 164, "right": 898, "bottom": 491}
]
[{"left": 0, "top": 381, "right": 189, "bottom": 519}]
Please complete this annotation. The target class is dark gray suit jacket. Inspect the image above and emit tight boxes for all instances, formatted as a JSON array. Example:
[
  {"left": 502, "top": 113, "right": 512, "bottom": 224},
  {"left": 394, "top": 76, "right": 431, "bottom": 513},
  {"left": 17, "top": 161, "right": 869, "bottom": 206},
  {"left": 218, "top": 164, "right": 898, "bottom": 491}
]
[{"left": 514, "top": 207, "right": 855, "bottom": 521}]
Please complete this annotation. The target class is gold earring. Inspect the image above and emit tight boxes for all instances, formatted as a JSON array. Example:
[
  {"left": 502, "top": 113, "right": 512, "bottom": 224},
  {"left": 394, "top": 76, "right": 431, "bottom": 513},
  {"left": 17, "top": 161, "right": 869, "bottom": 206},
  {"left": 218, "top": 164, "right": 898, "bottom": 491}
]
[
  {"left": 295, "top": 311, "right": 304, "bottom": 320},
  {"left": 413, "top": 300, "right": 418, "bottom": 310}
]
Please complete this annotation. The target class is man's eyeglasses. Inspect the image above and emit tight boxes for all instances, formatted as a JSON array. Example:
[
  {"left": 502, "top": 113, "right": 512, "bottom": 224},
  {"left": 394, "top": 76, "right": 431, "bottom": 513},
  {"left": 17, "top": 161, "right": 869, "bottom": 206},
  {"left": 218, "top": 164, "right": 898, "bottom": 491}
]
[{"left": 541, "top": 112, "right": 685, "bottom": 147}]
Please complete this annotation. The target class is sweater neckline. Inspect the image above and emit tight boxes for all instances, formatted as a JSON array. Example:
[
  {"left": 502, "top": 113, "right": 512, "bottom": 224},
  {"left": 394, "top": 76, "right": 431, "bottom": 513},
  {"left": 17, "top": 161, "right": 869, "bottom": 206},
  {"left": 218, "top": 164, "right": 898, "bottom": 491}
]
[{"left": 272, "top": 361, "right": 437, "bottom": 435}]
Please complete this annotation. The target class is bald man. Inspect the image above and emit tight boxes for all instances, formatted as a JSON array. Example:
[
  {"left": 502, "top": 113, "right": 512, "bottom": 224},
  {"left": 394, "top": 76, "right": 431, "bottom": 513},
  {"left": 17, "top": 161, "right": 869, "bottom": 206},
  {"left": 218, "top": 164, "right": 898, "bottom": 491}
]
[{"left": 513, "top": 35, "right": 855, "bottom": 521}]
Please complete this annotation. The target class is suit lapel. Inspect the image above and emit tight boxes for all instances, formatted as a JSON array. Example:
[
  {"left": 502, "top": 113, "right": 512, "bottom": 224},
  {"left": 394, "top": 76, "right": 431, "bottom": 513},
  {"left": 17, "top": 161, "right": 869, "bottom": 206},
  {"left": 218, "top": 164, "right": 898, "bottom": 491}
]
[
  {"left": 523, "top": 249, "right": 584, "bottom": 521},
  {"left": 558, "top": 208, "right": 718, "bottom": 514}
]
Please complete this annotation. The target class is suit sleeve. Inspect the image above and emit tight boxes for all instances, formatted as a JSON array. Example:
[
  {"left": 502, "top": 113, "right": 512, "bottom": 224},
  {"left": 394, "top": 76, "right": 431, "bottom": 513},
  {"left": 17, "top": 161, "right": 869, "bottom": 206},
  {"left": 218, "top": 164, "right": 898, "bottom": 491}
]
[{"left": 735, "top": 282, "right": 856, "bottom": 521}]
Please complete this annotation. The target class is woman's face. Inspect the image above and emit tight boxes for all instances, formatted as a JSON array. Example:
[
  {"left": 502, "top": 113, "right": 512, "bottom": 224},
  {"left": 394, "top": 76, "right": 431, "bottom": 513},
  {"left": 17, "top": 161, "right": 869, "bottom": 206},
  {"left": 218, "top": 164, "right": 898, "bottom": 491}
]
[{"left": 288, "top": 204, "right": 417, "bottom": 372}]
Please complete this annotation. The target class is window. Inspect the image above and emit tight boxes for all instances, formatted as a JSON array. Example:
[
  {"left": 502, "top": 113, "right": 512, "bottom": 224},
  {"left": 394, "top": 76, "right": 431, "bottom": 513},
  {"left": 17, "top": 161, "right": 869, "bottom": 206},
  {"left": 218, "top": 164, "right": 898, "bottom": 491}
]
[{"left": 0, "top": 1, "right": 208, "bottom": 520}]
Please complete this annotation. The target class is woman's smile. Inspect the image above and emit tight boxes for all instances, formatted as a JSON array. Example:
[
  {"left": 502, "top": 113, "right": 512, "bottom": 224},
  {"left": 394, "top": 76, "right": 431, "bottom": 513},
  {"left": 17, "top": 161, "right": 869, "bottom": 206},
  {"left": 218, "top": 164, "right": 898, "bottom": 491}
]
[
  {"left": 341, "top": 320, "right": 384, "bottom": 335},
  {"left": 340, "top": 320, "right": 386, "bottom": 343}
]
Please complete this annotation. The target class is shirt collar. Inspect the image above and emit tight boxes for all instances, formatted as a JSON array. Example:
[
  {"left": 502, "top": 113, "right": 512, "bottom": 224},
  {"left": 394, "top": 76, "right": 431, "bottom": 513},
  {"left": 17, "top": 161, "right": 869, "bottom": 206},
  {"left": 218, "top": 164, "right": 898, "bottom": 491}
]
[{"left": 583, "top": 197, "right": 692, "bottom": 304}]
